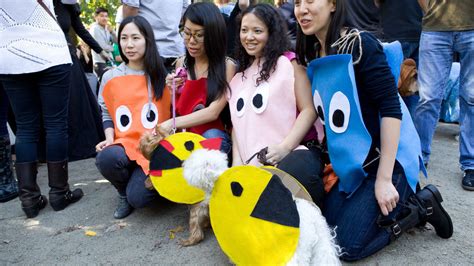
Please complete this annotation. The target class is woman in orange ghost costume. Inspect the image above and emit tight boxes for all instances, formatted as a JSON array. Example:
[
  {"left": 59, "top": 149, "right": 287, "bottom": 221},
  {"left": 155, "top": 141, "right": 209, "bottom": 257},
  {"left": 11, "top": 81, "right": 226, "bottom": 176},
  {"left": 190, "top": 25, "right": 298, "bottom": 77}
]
[{"left": 95, "top": 16, "right": 170, "bottom": 219}]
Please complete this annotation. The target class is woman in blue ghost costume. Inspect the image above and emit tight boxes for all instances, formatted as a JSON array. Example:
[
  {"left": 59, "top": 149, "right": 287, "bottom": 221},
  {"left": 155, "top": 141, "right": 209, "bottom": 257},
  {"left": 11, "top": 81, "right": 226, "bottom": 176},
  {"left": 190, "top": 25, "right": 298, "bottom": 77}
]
[{"left": 294, "top": 0, "right": 453, "bottom": 261}]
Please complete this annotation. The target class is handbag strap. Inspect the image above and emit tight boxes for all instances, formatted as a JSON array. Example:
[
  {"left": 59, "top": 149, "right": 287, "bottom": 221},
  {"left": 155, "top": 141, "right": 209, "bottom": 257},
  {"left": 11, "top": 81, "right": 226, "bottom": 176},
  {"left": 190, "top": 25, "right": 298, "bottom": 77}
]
[{"left": 37, "top": 0, "right": 57, "bottom": 21}]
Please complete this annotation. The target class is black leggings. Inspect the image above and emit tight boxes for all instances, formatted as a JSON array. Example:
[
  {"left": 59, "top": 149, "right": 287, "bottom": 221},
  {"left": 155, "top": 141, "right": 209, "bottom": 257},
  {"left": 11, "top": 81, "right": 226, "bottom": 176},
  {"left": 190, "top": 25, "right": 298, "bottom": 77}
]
[{"left": 277, "top": 148, "right": 325, "bottom": 207}]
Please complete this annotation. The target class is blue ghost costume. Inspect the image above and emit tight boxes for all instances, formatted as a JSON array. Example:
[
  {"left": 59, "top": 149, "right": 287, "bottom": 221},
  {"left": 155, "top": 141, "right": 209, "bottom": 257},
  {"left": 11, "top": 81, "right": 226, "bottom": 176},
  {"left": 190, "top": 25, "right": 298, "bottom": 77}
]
[{"left": 307, "top": 41, "right": 426, "bottom": 195}]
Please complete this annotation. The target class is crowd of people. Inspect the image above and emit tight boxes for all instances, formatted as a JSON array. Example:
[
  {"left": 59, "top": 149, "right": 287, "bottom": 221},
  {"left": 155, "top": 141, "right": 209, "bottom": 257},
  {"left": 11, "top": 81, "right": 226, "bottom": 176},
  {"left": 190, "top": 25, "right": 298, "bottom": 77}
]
[{"left": 0, "top": 0, "right": 472, "bottom": 262}]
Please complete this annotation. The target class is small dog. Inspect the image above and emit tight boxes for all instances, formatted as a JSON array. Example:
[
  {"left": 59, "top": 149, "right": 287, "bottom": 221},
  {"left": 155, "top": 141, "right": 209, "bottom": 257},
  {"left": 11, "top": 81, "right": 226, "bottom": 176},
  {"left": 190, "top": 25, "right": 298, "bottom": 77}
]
[
  {"left": 183, "top": 149, "right": 341, "bottom": 264},
  {"left": 139, "top": 127, "right": 220, "bottom": 246},
  {"left": 139, "top": 126, "right": 169, "bottom": 190},
  {"left": 398, "top": 58, "right": 418, "bottom": 97}
]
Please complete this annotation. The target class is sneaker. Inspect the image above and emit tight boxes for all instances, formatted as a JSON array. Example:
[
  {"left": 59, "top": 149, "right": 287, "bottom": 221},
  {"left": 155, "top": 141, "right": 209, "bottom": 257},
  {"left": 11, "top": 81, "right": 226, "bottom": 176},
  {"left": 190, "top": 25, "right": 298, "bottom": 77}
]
[
  {"left": 462, "top": 170, "right": 474, "bottom": 191},
  {"left": 114, "top": 195, "right": 133, "bottom": 219}
]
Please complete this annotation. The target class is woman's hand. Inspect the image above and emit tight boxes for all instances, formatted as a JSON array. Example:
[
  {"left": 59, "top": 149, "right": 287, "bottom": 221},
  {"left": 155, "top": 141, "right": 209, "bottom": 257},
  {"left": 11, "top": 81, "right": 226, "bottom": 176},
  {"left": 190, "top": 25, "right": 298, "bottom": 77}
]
[
  {"left": 375, "top": 177, "right": 399, "bottom": 216},
  {"left": 265, "top": 143, "right": 291, "bottom": 166},
  {"left": 165, "top": 72, "right": 185, "bottom": 90},
  {"left": 96, "top": 139, "right": 113, "bottom": 152},
  {"left": 157, "top": 119, "right": 174, "bottom": 135}
]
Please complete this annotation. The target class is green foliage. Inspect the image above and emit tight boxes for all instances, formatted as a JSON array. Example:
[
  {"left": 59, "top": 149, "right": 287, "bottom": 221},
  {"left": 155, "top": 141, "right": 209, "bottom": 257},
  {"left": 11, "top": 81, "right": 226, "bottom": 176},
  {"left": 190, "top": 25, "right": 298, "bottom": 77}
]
[{"left": 79, "top": 0, "right": 122, "bottom": 27}]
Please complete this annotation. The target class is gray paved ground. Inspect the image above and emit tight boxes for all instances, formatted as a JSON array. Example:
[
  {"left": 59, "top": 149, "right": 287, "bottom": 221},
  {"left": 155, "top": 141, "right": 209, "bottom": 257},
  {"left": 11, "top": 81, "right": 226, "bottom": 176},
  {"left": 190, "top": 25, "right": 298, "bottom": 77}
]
[{"left": 0, "top": 122, "right": 472, "bottom": 265}]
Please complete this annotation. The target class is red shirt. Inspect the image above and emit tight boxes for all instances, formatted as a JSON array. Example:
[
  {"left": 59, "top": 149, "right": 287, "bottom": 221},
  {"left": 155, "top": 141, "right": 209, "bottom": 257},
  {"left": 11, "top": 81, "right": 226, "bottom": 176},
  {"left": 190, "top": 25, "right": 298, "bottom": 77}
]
[{"left": 175, "top": 78, "right": 225, "bottom": 135}]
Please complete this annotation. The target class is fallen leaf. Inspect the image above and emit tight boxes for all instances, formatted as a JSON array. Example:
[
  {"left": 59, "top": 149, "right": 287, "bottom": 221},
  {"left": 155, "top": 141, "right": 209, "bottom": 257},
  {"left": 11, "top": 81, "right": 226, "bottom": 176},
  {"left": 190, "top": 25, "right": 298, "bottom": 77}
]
[
  {"left": 85, "top": 230, "right": 97, "bottom": 237},
  {"left": 168, "top": 226, "right": 184, "bottom": 239}
]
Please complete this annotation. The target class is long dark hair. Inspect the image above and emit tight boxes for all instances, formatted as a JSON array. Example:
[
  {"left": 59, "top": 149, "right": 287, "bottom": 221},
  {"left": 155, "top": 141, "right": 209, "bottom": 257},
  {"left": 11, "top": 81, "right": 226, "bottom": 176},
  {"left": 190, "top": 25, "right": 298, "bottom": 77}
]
[
  {"left": 182, "top": 2, "right": 228, "bottom": 105},
  {"left": 234, "top": 4, "right": 290, "bottom": 86},
  {"left": 118, "top": 16, "right": 167, "bottom": 100},
  {"left": 295, "top": 0, "right": 347, "bottom": 66}
]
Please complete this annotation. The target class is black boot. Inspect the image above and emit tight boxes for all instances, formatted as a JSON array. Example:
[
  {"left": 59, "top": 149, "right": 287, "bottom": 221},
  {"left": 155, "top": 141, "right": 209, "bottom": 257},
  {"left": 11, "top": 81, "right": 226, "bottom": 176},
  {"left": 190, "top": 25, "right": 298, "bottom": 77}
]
[
  {"left": 47, "top": 160, "right": 83, "bottom": 211},
  {"left": 413, "top": 184, "right": 453, "bottom": 238},
  {"left": 378, "top": 184, "right": 453, "bottom": 239},
  {"left": 0, "top": 136, "right": 19, "bottom": 202},
  {"left": 114, "top": 195, "right": 133, "bottom": 219},
  {"left": 16, "top": 161, "right": 48, "bottom": 218}
]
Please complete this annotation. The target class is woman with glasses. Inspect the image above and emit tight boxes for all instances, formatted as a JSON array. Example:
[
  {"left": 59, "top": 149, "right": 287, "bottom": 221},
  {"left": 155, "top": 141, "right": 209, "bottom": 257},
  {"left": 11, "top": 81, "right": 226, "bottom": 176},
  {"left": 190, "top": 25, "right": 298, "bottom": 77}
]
[{"left": 158, "top": 2, "right": 236, "bottom": 155}]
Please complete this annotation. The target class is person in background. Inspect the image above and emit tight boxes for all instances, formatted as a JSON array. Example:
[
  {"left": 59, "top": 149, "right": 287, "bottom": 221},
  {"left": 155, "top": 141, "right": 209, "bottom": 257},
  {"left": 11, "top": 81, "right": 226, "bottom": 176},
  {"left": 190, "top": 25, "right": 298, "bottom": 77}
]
[
  {"left": 0, "top": 0, "right": 83, "bottom": 218},
  {"left": 225, "top": 0, "right": 253, "bottom": 55},
  {"left": 214, "top": 0, "right": 235, "bottom": 17},
  {"left": 415, "top": 0, "right": 474, "bottom": 191},
  {"left": 115, "top": 5, "right": 124, "bottom": 35},
  {"left": 0, "top": 83, "right": 18, "bottom": 203},
  {"left": 54, "top": 0, "right": 105, "bottom": 161},
  {"left": 122, "top": 0, "right": 190, "bottom": 73},
  {"left": 376, "top": 0, "right": 423, "bottom": 118},
  {"left": 89, "top": 7, "right": 117, "bottom": 81},
  {"left": 275, "top": 0, "right": 297, "bottom": 50},
  {"left": 344, "top": 0, "right": 382, "bottom": 38}
]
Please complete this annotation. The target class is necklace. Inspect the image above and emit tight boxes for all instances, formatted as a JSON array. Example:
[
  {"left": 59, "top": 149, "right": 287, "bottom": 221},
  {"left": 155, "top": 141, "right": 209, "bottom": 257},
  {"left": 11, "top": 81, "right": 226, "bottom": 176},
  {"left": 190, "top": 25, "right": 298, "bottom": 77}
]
[{"left": 194, "top": 63, "right": 208, "bottom": 79}]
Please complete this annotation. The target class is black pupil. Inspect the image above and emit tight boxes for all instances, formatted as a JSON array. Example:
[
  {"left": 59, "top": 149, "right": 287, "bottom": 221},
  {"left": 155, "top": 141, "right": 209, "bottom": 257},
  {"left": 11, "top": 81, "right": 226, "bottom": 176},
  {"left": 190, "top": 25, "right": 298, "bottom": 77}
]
[
  {"left": 333, "top": 110, "right": 345, "bottom": 127},
  {"left": 231, "top": 181, "right": 243, "bottom": 197},
  {"left": 252, "top": 94, "right": 263, "bottom": 108},
  {"left": 146, "top": 110, "right": 156, "bottom": 122},
  {"left": 317, "top": 106, "right": 325, "bottom": 121},
  {"left": 120, "top": 115, "right": 130, "bottom": 127},
  {"left": 237, "top": 98, "right": 244, "bottom": 111},
  {"left": 184, "top": 141, "right": 195, "bottom": 151}
]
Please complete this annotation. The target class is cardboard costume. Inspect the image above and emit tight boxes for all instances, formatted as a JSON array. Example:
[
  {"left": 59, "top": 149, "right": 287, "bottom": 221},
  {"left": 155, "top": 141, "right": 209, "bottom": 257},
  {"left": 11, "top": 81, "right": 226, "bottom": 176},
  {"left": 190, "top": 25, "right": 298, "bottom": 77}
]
[
  {"left": 210, "top": 166, "right": 300, "bottom": 265},
  {"left": 228, "top": 56, "right": 305, "bottom": 166},
  {"left": 182, "top": 149, "right": 340, "bottom": 265},
  {"left": 306, "top": 42, "right": 425, "bottom": 194},
  {"left": 102, "top": 75, "right": 171, "bottom": 174},
  {"left": 148, "top": 132, "right": 222, "bottom": 204}
]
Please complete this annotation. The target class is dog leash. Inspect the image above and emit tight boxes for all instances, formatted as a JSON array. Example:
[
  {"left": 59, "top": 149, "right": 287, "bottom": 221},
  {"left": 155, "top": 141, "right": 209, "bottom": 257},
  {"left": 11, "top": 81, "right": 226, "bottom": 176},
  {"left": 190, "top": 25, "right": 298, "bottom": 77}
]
[{"left": 171, "top": 76, "right": 177, "bottom": 134}]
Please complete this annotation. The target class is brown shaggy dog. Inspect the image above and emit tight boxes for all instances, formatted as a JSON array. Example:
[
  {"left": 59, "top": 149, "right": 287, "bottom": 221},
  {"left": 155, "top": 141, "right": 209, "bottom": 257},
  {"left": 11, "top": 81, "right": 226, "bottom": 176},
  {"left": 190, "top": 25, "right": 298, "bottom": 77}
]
[
  {"left": 138, "top": 127, "right": 210, "bottom": 246},
  {"left": 398, "top": 58, "right": 418, "bottom": 97}
]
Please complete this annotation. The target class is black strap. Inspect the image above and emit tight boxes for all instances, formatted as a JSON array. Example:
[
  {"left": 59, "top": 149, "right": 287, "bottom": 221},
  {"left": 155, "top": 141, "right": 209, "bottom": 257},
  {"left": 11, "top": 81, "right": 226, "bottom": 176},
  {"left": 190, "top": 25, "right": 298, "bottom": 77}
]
[{"left": 37, "top": 0, "right": 57, "bottom": 21}]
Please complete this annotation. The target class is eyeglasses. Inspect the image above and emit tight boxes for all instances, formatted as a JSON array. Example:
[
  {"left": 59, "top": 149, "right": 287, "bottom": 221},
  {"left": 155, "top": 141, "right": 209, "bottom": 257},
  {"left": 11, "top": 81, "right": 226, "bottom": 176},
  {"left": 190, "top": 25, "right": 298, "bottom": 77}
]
[{"left": 181, "top": 30, "right": 205, "bottom": 43}]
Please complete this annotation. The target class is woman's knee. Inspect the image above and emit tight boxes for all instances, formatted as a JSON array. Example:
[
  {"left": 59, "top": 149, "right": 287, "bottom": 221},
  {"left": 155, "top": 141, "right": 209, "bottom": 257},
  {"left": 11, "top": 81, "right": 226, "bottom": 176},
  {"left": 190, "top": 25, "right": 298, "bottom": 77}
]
[
  {"left": 95, "top": 145, "right": 128, "bottom": 176},
  {"left": 202, "top": 129, "right": 232, "bottom": 154},
  {"left": 125, "top": 168, "right": 158, "bottom": 208},
  {"left": 278, "top": 149, "right": 325, "bottom": 205}
]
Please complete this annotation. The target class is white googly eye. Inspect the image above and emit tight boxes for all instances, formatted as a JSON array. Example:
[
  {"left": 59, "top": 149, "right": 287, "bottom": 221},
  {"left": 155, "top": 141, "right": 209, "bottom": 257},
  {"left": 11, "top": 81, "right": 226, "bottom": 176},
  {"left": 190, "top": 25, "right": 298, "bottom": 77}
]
[
  {"left": 115, "top": 105, "right": 132, "bottom": 132},
  {"left": 235, "top": 90, "right": 247, "bottom": 118},
  {"left": 251, "top": 82, "right": 269, "bottom": 114},
  {"left": 141, "top": 103, "right": 158, "bottom": 129},
  {"left": 328, "top": 91, "right": 350, "bottom": 134},
  {"left": 313, "top": 90, "right": 325, "bottom": 125}
]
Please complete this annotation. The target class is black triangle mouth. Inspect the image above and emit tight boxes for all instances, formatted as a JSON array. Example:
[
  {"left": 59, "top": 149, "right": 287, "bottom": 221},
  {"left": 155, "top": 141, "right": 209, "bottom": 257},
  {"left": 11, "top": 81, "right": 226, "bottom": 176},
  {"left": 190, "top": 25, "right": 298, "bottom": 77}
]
[
  {"left": 149, "top": 144, "right": 182, "bottom": 171},
  {"left": 250, "top": 175, "right": 299, "bottom": 228}
]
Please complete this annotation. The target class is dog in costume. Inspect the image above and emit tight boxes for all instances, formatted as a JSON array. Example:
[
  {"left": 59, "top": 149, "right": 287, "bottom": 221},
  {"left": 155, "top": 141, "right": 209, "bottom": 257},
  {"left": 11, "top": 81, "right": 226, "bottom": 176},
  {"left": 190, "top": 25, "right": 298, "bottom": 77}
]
[
  {"left": 139, "top": 129, "right": 222, "bottom": 246},
  {"left": 182, "top": 149, "right": 341, "bottom": 265}
]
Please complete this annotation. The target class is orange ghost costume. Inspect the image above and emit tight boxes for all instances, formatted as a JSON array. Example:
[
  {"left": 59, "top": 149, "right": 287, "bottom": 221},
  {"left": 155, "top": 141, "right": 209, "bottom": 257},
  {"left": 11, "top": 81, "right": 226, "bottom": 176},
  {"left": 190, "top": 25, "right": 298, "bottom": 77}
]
[{"left": 102, "top": 75, "right": 171, "bottom": 174}]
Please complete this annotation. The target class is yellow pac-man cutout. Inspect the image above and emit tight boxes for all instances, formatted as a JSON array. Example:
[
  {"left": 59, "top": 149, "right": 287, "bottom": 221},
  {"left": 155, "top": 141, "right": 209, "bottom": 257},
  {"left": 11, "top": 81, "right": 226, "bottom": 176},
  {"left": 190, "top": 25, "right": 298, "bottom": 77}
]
[
  {"left": 149, "top": 132, "right": 222, "bottom": 204},
  {"left": 210, "top": 166, "right": 300, "bottom": 265}
]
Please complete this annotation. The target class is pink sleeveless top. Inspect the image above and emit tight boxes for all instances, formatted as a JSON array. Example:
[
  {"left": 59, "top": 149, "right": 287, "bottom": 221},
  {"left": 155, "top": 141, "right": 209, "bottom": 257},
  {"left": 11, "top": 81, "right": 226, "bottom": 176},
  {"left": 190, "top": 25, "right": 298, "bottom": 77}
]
[{"left": 228, "top": 55, "right": 306, "bottom": 166}]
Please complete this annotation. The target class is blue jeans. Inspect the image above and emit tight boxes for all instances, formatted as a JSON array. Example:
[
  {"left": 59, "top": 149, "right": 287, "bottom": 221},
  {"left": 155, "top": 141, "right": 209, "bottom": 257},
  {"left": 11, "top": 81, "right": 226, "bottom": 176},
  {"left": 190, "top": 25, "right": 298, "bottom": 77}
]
[
  {"left": 0, "top": 64, "right": 71, "bottom": 163},
  {"left": 415, "top": 30, "right": 474, "bottom": 170},
  {"left": 202, "top": 128, "right": 232, "bottom": 154},
  {"left": 323, "top": 172, "right": 414, "bottom": 261},
  {"left": 0, "top": 83, "right": 8, "bottom": 137},
  {"left": 400, "top": 41, "right": 420, "bottom": 119},
  {"left": 95, "top": 145, "right": 159, "bottom": 208}
]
